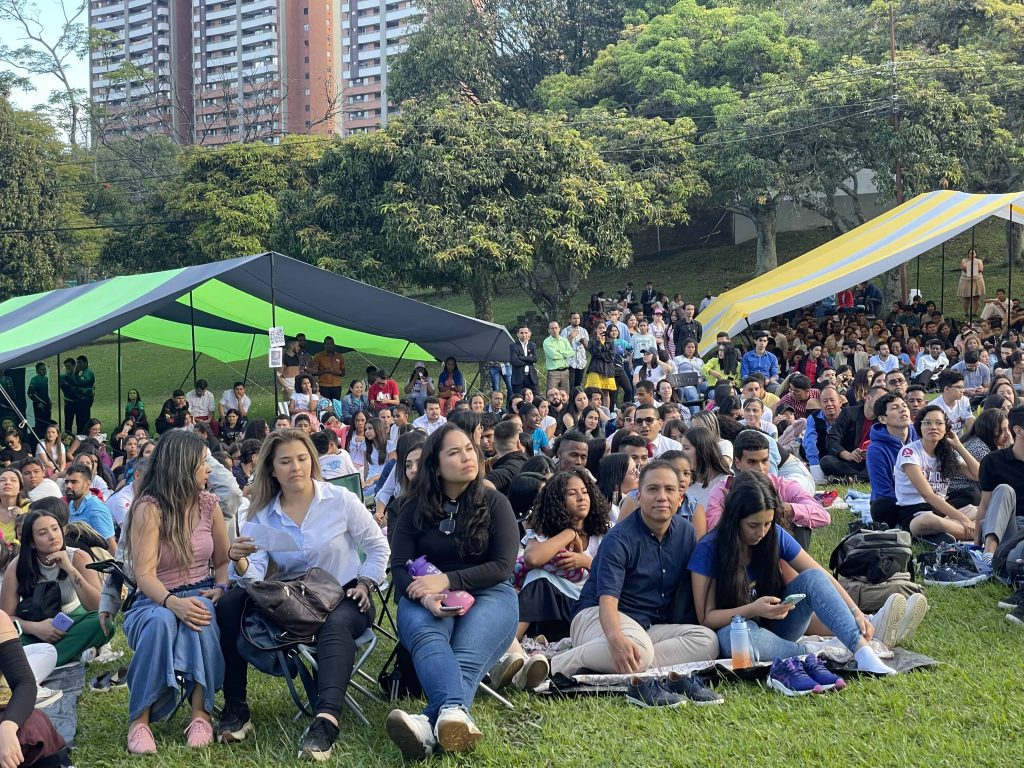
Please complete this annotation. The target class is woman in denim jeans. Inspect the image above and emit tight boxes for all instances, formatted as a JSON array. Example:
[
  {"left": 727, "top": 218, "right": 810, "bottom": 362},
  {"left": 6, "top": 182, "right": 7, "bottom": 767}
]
[
  {"left": 689, "top": 471, "right": 898, "bottom": 674},
  {"left": 386, "top": 424, "right": 519, "bottom": 759}
]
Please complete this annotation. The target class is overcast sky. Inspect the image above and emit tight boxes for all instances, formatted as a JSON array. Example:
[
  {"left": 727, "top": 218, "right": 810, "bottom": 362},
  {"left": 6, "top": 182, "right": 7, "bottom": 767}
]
[{"left": 0, "top": 0, "right": 90, "bottom": 111}]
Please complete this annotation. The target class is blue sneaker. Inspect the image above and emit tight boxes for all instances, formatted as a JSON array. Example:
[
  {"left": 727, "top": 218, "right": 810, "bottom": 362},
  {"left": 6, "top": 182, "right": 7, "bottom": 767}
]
[
  {"left": 625, "top": 677, "right": 686, "bottom": 708},
  {"left": 923, "top": 564, "right": 987, "bottom": 587},
  {"left": 768, "top": 657, "right": 822, "bottom": 696},
  {"left": 800, "top": 654, "right": 846, "bottom": 691}
]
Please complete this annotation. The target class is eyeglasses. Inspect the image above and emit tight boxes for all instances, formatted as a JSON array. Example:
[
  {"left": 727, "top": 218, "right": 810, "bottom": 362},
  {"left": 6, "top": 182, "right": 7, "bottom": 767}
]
[{"left": 635, "top": 417, "right": 658, "bottom": 426}]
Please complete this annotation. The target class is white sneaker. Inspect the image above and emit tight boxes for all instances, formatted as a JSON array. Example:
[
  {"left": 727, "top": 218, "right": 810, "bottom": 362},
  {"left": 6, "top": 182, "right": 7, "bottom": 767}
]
[
  {"left": 487, "top": 651, "right": 525, "bottom": 690},
  {"left": 894, "top": 593, "right": 928, "bottom": 647},
  {"left": 94, "top": 644, "right": 123, "bottom": 664},
  {"left": 35, "top": 686, "right": 63, "bottom": 709},
  {"left": 869, "top": 594, "right": 907, "bottom": 649},
  {"left": 512, "top": 653, "right": 549, "bottom": 691},
  {"left": 434, "top": 707, "right": 482, "bottom": 753},
  {"left": 386, "top": 710, "right": 436, "bottom": 759}
]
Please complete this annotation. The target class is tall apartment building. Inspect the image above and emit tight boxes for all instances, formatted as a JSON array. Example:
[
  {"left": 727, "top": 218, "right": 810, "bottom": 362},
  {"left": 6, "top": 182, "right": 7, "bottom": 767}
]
[
  {"left": 339, "top": 0, "right": 419, "bottom": 135},
  {"left": 89, "top": 0, "right": 344, "bottom": 146}
]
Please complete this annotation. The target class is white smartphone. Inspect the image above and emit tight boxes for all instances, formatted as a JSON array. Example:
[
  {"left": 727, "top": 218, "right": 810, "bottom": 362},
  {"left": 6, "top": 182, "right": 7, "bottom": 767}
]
[{"left": 780, "top": 593, "right": 806, "bottom": 606}]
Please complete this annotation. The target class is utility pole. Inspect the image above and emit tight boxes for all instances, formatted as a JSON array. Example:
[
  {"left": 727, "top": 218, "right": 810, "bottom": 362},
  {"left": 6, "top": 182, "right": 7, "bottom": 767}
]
[{"left": 890, "top": 2, "right": 907, "bottom": 300}]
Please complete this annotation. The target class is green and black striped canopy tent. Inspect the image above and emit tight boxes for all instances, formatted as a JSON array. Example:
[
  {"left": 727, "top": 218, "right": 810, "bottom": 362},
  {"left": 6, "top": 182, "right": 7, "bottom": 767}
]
[{"left": 0, "top": 252, "right": 514, "bottom": 371}]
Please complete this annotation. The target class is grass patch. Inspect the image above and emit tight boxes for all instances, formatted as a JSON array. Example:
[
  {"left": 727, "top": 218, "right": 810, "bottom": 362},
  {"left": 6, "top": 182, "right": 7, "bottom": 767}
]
[{"left": 73, "top": 504, "right": 1022, "bottom": 767}]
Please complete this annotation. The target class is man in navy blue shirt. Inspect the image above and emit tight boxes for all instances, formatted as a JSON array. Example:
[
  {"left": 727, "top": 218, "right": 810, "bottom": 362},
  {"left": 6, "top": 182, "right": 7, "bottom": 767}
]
[
  {"left": 550, "top": 461, "right": 718, "bottom": 676},
  {"left": 740, "top": 331, "right": 780, "bottom": 392}
]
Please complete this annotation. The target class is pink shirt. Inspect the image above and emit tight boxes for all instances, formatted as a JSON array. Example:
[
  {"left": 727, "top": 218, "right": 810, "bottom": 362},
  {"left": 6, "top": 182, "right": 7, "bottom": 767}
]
[
  {"left": 153, "top": 491, "right": 217, "bottom": 589},
  {"left": 704, "top": 473, "right": 830, "bottom": 532}
]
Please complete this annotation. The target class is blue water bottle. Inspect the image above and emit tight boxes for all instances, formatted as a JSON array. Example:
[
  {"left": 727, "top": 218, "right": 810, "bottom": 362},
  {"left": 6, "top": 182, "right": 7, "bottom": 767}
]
[{"left": 730, "top": 615, "right": 753, "bottom": 669}]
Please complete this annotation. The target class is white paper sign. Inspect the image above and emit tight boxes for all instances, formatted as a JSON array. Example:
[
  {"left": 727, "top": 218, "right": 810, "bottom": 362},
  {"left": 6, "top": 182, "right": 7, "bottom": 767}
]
[
  {"left": 268, "top": 326, "right": 285, "bottom": 348},
  {"left": 241, "top": 522, "right": 301, "bottom": 552},
  {"left": 268, "top": 347, "right": 283, "bottom": 368}
]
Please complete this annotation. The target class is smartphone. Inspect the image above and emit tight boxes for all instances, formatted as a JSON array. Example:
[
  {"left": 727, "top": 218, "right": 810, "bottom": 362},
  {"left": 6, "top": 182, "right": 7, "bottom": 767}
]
[
  {"left": 780, "top": 593, "right": 806, "bottom": 607},
  {"left": 53, "top": 612, "right": 75, "bottom": 632},
  {"left": 438, "top": 605, "right": 463, "bottom": 615}
]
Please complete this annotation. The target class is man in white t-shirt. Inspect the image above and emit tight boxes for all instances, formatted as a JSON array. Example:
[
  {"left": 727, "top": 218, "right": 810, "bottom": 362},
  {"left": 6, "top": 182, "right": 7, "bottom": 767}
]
[
  {"left": 19, "top": 458, "right": 62, "bottom": 502},
  {"left": 219, "top": 381, "right": 252, "bottom": 419},
  {"left": 412, "top": 397, "right": 447, "bottom": 436},
  {"left": 933, "top": 369, "right": 974, "bottom": 436},
  {"left": 186, "top": 379, "right": 216, "bottom": 421},
  {"left": 913, "top": 339, "right": 948, "bottom": 388},
  {"left": 311, "top": 430, "right": 357, "bottom": 480}
]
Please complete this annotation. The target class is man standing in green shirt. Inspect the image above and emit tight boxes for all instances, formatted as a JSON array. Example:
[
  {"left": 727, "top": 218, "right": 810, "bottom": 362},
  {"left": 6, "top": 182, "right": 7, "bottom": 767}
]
[
  {"left": 74, "top": 354, "right": 96, "bottom": 435},
  {"left": 59, "top": 358, "right": 78, "bottom": 435},
  {"left": 27, "top": 362, "right": 52, "bottom": 431},
  {"left": 543, "top": 320, "right": 574, "bottom": 394}
]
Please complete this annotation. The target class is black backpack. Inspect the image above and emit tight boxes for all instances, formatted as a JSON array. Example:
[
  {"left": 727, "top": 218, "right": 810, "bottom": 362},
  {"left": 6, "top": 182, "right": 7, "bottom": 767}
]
[{"left": 829, "top": 528, "right": 915, "bottom": 584}]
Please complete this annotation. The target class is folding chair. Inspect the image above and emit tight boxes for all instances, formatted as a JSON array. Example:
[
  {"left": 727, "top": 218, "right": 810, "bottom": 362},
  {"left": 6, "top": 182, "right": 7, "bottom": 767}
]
[
  {"left": 295, "top": 628, "right": 381, "bottom": 726},
  {"left": 329, "top": 472, "right": 364, "bottom": 503},
  {"left": 668, "top": 371, "right": 704, "bottom": 412}
]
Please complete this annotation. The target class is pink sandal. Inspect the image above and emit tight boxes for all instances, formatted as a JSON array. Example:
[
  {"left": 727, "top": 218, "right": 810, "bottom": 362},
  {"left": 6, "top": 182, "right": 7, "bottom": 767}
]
[{"left": 127, "top": 722, "right": 157, "bottom": 755}]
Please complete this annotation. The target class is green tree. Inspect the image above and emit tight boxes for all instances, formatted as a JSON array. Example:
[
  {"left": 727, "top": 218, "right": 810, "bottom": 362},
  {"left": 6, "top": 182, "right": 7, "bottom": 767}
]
[
  {"left": 0, "top": 0, "right": 90, "bottom": 145},
  {"left": 0, "top": 83, "right": 73, "bottom": 298},
  {"left": 292, "top": 98, "right": 649, "bottom": 322}
]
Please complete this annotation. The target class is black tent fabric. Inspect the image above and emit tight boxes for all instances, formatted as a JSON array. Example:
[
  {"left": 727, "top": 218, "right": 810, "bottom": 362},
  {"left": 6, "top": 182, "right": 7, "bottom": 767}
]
[{"left": 0, "top": 253, "right": 514, "bottom": 369}]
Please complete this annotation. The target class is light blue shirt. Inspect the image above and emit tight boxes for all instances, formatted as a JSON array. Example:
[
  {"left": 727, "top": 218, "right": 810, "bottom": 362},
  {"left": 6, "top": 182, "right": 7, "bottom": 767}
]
[
  {"left": 69, "top": 494, "right": 115, "bottom": 539},
  {"left": 234, "top": 479, "right": 389, "bottom": 586}
]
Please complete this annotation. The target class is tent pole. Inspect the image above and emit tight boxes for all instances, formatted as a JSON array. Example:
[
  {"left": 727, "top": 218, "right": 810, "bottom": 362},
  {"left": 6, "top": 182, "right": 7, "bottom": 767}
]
[
  {"left": 1009, "top": 207, "right": 1014, "bottom": 325},
  {"left": 189, "top": 291, "right": 198, "bottom": 387},
  {"left": 388, "top": 341, "right": 412, "bottom": 380},
  {"left": 915, "top": 254, "right": 920, "bottom": 295},
  {"left": 55, "top": 354, "right": 61, "bottom": 433},
  {"left": 940, "top": 242, "right": 946, "bottom": 315},
  {"left": 243, "top": 334, "right": 256, "bottom": 387},
  {"left": 271, "top": 253, "right": 279, "bottom": 410},
  {"left": 178, "top": 355, "right": 202, "bottom": 392},
  {"left": 117, "top": 330, "right": 122, "bottom": 420}
]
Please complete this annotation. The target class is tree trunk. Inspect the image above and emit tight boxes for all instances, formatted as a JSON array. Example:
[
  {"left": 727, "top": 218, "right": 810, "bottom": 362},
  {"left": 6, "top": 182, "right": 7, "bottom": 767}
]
[
  {"left": 754, "top": 205, "right": 778, "bottom": 275},
  {"left": 469, "top": 275, "right": 494, "bottom": 323},
  {"left": 881, "top": 267, "right": 902, "bottom": 311},
  {"left": 1006, "top": 219, "right": 1024, "bottom": 268}
]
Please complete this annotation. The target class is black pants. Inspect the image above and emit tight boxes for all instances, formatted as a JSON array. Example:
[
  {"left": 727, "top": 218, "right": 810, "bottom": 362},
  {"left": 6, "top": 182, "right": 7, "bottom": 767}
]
[
  {"left": 611, "top": 367, "right": 633, "bottom": 408},
  {"left": 33, "top": 404, "right": 51, "bottom": 432},
  {"left": 74, "top": 397, "right": 93, "bottom": 435},
  {"left": 569, "top": 368, "right": 585, "bottom": 390},
  {"left": 216, "top": 586, "right": 372, "bottom": 718},
  {"left": 820, "top": 454, "right": 870, "bottom": 481},
  {"left": 63, "top": 401, "right": 76, "bottom": 434},
  {"left": 320, "top": 386, "right": 341, "bottom": 401},
  {"left": 871, "top": 497, "right": 900, "bottom": 528}
]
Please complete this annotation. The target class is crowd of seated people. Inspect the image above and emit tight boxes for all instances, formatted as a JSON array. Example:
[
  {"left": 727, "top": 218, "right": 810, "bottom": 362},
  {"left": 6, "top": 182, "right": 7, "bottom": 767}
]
[{"left": 1, "top": 273, "right": 1023, "bottom": 762}]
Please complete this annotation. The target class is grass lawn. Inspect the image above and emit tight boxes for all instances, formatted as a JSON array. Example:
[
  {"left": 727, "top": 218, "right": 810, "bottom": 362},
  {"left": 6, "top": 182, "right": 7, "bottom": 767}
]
[{"left": 74, "top": 503, "right": 1022, "bottom": 767}]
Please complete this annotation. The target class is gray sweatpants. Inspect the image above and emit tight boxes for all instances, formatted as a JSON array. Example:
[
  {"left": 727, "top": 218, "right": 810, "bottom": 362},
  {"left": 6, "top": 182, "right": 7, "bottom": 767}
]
[{"left": 982, "top": 485, "right": 1024, "bottom": 576}]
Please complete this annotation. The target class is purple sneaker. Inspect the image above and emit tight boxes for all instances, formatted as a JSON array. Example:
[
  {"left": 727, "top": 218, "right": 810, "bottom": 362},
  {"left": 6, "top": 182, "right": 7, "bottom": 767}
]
[
  {"left": 801, "top": 654, "right": 846, "bottom": 691},
  {"left": 768, "top": 657, "right": 823, "bottom": 696}
]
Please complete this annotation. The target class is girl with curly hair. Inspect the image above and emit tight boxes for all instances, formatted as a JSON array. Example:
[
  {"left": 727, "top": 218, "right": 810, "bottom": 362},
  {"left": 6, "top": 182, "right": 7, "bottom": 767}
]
[
  {"left": 895, "top": 404, "right": 980, "bottom": 540},
  {"left": 518, "top": 470, "right": 612, "bottom": 644}
]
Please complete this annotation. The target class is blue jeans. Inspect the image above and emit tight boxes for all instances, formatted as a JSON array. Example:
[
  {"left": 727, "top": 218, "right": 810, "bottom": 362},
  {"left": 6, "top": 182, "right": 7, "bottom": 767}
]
[
  {"left": 409, "top": 394, "right": 427, "bottom": 416},
  {"left": 714, "top": 569, "right": 864, "bottom": 660},
  {"left": 680, "top": 386, "right": 701, "bottom": 414},
  {"left": 397, "top": 582, "right": 518, "bottom": 723}
]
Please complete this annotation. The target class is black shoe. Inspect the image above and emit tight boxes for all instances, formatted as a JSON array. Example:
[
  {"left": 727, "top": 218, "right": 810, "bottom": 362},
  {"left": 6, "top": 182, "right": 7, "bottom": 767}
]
[
  {"left": 215, "top": 701, "right": 253, "bottom": 743},
  {"left": 299, "top": 716, "right": 339, "bottom": 762},
  {"left": 625, "top": 677, "right": 685, "bottom": 708},
  {"left": 998, "top": 585, "right": 1024, "bottom": 610},
  {"left": 665, "top": 672, "right": 725, "bottom": 705},
  {"left": 1007, "top": 604, "right": 1024, "bottom": 626}
]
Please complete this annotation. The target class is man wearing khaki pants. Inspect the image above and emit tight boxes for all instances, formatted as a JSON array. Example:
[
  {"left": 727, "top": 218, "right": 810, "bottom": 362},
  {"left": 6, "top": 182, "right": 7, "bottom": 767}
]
[
  {"left": 549, "top": 460, "right": 718, "bottom": 676},
  {"left": 543, "top": 321, "right": 574, "bottom": 395}
]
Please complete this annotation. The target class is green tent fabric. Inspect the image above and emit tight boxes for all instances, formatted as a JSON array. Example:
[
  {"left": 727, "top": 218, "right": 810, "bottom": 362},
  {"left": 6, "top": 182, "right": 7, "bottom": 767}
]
[{"left": 0, "top": 253, "right": 514, "bottom": 369}]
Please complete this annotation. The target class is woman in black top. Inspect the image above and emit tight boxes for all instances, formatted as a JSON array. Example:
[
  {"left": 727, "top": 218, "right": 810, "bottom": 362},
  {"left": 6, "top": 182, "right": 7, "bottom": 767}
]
[{"left": 385, "top": 424, "right": 518, "bottom": 760}]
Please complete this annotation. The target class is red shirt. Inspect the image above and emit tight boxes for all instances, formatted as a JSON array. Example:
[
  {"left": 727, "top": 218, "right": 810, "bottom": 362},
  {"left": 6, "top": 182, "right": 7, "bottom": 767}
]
[{"left": 368, "top": 379, "right": 399, "bottom": 411}]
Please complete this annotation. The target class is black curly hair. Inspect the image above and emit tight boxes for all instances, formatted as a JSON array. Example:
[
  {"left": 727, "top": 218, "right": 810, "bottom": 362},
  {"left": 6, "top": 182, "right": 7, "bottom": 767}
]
[
  {"left": 527, "top": 469, "right": 611, "bottom": 539},
  {"left": 913, "top": 404, "right": 961, "bottom": 479}
]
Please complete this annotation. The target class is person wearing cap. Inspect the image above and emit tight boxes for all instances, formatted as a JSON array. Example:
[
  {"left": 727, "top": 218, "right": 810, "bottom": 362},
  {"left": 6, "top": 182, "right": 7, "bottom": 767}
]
[
  {"left": 629, "top": 319, "right": 658, "bottom": 368},
  {"left": 740, "top": 331, "right": 780, "bottom": 392},
  {"left": 544, "top": 321, "right": 574, "bottom": 394},
  {"left": 404, "top": 363, "right": 436, "bottom": 416}
]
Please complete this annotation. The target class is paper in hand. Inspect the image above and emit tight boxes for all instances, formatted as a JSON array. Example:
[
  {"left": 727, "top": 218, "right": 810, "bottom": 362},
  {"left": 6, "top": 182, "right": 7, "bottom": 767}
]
[{"left": 241, "top": 522, "right": 300, "bottom": 552}]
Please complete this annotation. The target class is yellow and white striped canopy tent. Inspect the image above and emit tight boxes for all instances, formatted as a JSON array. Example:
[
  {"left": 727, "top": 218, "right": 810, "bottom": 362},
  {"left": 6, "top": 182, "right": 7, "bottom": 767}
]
[{"left": 697, "top": 190, "right": 1024, "bottom": 355}]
